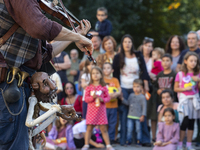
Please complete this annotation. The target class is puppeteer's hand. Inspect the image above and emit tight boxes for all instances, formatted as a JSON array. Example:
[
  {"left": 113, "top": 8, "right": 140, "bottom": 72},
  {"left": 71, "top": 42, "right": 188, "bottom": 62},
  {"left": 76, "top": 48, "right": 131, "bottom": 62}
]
[
  {"left": 75, "top": 37, "right": 93, "bottom": 55},
  {"left": 75, "top": 19, "right": 91, "bottom": 36},
  {"left": 74, "top": 20, "right": 93, "bottom": 55},
  {"left": 57, "top": 105, "right": 76, "bottom": 120}
]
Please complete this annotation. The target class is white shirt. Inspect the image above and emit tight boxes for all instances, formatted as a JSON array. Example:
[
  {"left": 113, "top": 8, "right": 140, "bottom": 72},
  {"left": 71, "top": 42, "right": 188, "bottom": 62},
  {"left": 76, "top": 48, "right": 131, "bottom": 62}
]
[
  {"left": 81, "top": 73, "right": 90, "bottom": 101},
  {"left": 120, "top": 57, "right": 139, "bottom": 89},
  {"left": 146, "top": 58, "right": 152, "bottom": 73},
  {"left": 72, "top": 120, "right": 86, "bottom": 139}
]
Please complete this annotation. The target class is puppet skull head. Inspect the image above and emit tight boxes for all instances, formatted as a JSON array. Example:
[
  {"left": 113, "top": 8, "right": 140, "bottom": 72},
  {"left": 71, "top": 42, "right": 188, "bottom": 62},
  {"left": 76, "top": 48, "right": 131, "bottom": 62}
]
[{"left": 31, "top": 72, "right": 57, "bottom": 103}]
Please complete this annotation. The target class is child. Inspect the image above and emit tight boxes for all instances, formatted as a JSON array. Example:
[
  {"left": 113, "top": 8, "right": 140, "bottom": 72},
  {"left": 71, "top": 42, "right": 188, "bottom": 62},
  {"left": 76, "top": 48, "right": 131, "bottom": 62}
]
[
  {"left": 89, "top": 7, "right": 112, "bottom": 40},
  {"left": 156, "top": 54, "right": 177, "bottom": 104},
  {"left": 82, "top": 66, "right": 114, "bottom": 150},
  {"left": 45, "top": 117, "right": 76, "bottom": 150},
  {"left": 121, "top": 79, "right": 147, "bottom": 146},
  {"left": 81, "top": 59, "right": 95, "bottom": 119},
  {"left": 153, "top": 108, "right": 180, "bottom": 150},
  {"left": 73, "top": 120, "right": 105, "bottom": 149},
  {"left": 151, "top": 47, "right": 165, "bottom": 76},
  {"left": 174, "top": 51, "right": 200, "bottom": 150},
  {"left": 157, "top": 89, "right": 179, "bottom": 123},
  {"left": 103, "top": 62, "right": 121, "bottom": 144}
]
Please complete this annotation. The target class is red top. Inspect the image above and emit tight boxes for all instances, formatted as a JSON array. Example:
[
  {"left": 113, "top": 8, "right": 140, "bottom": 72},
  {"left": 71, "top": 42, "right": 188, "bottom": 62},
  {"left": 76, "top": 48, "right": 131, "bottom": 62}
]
[
  {"left": 61, "top": 95, "right": 83, "bottom": 114},
  {"left": 151, "top": 61, "right": 163, "bottom": 75}
]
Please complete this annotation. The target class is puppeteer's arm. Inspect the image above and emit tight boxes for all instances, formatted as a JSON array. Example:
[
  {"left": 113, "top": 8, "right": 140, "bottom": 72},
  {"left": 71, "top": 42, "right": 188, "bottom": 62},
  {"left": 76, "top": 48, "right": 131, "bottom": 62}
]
[
  {"left": 4, "top": 1, "right": 93, "bottom": 56},
  {"left": 52, "top": 20, "right": 92, "bottom": 57}
]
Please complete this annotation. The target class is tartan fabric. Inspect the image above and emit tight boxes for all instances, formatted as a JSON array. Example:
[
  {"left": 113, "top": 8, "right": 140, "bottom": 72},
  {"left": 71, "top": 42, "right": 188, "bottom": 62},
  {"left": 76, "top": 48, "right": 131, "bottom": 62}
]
[{"left": 0, "top": 0, "right": 38, "bottom": 67}]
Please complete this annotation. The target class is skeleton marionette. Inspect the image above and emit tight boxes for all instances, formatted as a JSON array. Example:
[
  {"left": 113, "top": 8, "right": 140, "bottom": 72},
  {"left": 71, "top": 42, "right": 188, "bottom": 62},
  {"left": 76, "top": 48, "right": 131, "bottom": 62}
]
[{"left": 25, "top": 72, "right": 80, "bottom": 149}]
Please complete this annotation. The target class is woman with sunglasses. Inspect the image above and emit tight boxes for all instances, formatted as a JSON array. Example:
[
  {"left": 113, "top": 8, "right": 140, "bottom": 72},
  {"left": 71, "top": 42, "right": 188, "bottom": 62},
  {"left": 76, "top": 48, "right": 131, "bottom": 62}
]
[{"left": 61, "top": 81, "right": 83, "bottom": 117}]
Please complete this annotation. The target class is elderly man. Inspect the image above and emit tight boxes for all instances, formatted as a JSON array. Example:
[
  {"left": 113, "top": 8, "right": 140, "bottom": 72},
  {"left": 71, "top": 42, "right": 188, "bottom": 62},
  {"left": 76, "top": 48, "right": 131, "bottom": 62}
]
[
  {"left": 176, "top": 31, "right": 200, "bottom": 72},
  {"left": 67, "top": 49, "right": 81, "bottom": 82},
  {"left": 0, "top": 0, "right": 92, "bottom": 149}
]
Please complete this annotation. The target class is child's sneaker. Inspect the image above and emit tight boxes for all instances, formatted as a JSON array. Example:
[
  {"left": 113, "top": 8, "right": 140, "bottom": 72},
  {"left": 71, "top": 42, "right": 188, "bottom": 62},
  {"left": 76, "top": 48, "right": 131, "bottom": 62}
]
[
  {"left": 177, "top": 145, "right": 184, "bottom": 150},
  {"left": 187, "top": 146, "right": 196, "bottom": 150},
  {"left": 106, "top": 147, "right": 115, "bottom": 150},
  {"left": 81, "top": 145, "right": 89, "bottom": 150}
]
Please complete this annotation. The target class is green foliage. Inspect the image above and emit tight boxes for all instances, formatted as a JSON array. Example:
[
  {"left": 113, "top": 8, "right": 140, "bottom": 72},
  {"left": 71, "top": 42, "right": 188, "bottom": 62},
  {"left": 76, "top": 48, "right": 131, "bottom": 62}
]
[{"left": 47, "top": 0, "right": 200, "bottom": 51}]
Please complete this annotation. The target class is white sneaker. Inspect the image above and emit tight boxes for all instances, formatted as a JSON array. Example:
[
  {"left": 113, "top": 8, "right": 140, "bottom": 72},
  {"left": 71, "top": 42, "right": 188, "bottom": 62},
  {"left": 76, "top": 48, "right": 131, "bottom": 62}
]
[
  {"left": 177, "top": 145, "right": 184, "bottom": 150},
  {"left": 106, "top": 147, "right": 115, "bottom": 150},
  {"left": 187, "top": 146, "right": 196, "bottom": 150},
  {"left": 81, "top": 145, "right": 89, "bottom": 150}
]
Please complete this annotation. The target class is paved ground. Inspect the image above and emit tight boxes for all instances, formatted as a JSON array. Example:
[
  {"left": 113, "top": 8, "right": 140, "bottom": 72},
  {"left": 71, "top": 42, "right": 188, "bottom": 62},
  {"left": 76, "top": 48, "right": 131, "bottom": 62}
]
[{"left": 77, "top": 144, "right": 200, "bottom": 150}]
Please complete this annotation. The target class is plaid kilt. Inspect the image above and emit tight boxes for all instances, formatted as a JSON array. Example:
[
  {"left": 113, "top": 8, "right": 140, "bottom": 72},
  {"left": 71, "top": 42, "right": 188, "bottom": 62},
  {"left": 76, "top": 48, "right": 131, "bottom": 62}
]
[{"left": 0, "top": 0, "right": 38, "bottom": 67}]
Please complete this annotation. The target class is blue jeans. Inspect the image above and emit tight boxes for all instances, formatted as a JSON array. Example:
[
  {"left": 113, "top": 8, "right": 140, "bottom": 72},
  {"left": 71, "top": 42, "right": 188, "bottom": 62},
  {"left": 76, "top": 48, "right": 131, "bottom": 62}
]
[
  {"left": 106, "top": 108, "right": 117, "bottom": 141},
  {"left": 119, "top": 88, "right": 133, "bottom": 145},
  {"left": 127, "top": 118, "right": 141, "bottom": 144},
  {"left": 0, "top": 81, "right": 30, "bottom": 150},
  {"left": 141, "top": 117, "right": 151, "bottom": 144}
]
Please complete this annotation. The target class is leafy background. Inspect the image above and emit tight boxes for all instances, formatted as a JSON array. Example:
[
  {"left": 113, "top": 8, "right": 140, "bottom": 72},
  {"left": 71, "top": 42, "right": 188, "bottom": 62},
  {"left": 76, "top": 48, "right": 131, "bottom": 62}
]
[{"left": 47, "top": 0, "right": 200, "bottom": 55}]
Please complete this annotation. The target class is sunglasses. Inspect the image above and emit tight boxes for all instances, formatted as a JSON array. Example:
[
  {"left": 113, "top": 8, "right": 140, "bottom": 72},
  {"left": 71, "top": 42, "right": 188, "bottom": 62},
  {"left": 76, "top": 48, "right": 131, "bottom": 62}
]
[{"left": 144, "top": 37, "right": 154, "bottom": 42}]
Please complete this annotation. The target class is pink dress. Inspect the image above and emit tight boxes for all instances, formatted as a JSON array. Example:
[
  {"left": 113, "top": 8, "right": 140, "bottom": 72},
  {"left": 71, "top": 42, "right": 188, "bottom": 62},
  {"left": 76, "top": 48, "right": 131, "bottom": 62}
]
[
  {"left": 85, "top": 85, "right": 110, "bottom": 125},
  {"left": 153, "top": 122, "right": 180, "bottom": 150}
]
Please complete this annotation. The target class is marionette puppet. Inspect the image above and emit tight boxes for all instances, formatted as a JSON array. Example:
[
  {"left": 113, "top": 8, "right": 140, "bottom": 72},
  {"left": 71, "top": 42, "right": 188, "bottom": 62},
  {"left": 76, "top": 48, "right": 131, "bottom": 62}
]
[{"left": 25, "top": 72, "right": 80, "bottom": 149}]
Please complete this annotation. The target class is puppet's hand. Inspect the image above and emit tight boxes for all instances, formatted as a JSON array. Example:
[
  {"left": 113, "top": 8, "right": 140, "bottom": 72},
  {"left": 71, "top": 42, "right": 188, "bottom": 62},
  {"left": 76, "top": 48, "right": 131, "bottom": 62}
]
[{"left": 57, "top": 105, "right": 77, "bottom": 120}]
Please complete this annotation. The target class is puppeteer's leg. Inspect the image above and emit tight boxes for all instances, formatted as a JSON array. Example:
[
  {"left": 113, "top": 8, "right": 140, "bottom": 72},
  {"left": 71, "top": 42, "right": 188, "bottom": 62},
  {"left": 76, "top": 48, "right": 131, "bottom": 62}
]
[{"left": 0, "top": 81, "right": 30, "bottom": 150}]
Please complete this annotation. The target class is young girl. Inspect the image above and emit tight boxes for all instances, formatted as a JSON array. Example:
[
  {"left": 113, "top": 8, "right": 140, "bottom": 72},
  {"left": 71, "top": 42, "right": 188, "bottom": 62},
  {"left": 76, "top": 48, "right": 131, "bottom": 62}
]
[
  {"left": 153, "top": 108, "right": 180, "bottom": 150},
  {"left": 157, "top": 89, "right": 179, "bottom": 123},
  {"left": 45, "top": 117, "right": 76, "bottom": 150},
  {"left": 151, "top": 47, "right": 165, "bottom": 76},
  {"left": 81, "top": 66, "right": 114, "bottom": 150},
  {"left": 174, "top": 51, "right": 200, "bottom": 150},
  {"left": 81, "top": 59, "right": 95, "bottom": 119}
]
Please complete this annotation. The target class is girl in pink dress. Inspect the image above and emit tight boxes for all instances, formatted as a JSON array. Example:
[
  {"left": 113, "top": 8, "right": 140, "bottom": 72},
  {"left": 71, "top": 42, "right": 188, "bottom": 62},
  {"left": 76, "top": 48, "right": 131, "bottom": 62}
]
[
  {"left": 153, "top": 108, "right": 180, "bottom": 150},
  {"left": 81, "top": 66, "right": 114, "bottom": 150}
]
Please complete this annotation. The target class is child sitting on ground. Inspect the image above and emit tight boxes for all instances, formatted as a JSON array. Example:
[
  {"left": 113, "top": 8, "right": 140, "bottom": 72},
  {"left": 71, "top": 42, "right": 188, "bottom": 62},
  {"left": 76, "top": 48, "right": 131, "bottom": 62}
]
[{"left": 153, "top": 108, "right": 180, "bottom": 150}]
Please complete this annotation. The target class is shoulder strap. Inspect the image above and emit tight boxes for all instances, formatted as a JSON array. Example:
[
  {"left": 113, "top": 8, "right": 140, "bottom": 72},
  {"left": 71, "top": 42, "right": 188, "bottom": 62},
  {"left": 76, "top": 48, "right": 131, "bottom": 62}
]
[{"left": 0, "top": 23, "right": 19, "bottom": 47}]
